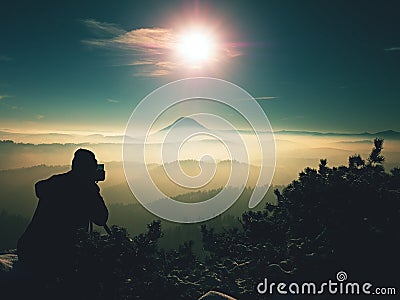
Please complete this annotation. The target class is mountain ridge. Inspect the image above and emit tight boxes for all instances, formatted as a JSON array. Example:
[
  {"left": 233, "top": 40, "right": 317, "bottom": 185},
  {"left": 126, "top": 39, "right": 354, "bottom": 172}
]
[
  {"left": 275, "top": 129, "right": 400, "bottom": 138},
  {"left": 1, "top": 126, "right": 400, "bottom": 144}
]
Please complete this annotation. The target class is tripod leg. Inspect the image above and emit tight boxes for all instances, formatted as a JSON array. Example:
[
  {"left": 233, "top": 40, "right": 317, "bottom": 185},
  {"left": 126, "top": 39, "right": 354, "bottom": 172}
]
[{"left": 103, "top": 224, "right": 112, "bottom": 235}]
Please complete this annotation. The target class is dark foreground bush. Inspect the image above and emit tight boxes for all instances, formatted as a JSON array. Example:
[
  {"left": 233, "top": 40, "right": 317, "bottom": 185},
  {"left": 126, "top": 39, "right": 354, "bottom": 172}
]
[
  {"left": 201, "top": 138, "right": 400, "bottom": 298},
  {"left": 72, "top": 222, "right": 210, "bottom": 299}
]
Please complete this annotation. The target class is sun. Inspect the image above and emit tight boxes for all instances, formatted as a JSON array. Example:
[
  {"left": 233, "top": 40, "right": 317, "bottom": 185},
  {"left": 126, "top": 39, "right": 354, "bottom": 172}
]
[{"left": 177, "top": 30, "right": 215, "bottom": 64}]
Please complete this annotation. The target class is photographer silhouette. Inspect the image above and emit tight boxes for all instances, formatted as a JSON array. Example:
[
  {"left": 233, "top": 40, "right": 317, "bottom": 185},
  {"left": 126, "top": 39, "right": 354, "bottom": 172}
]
[{"left": 17, "top": 149, "right": 108, "bottom": 285}]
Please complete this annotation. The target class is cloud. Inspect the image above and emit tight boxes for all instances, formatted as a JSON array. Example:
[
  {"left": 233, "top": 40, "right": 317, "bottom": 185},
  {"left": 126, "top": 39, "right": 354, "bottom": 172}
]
[
  {"left": 0, "top": 95, "right": 12, "bottom": 100},
  {"left": 238, "top": 96, "right": 279, "bottom": 101},
  {"left": 254, "top": 96, "right": 279, "bottom": 101},
  {"left": 113, "top": 28, "right": 176, "bottom": 51},
  {"left": 81, "top": 19, "right": 126, "bottom": 36},
  {"left": 1, "top": 103, "right": 21, "bottom": 110},
  {"left": 384, "top": 47, "right": 400, "bottom": 51},
  {"left": 0, "top": 55, "right": 13, "bottom": 62},
  {"left": 82, "top": 19, "right": 242, "bottom": 76},
  {"left": 106, "top": 98, "right": 119, "bottom": 103},
  {"left": 0, "top": 95, "right": 20, "bottom": 110},
  {"left": 280, "top": 115, "right": 304, "bottom": 121},
  {"left": 83, "top": 26, "right": 179, "bottom": 76},
  {"left": 36, "top": 115, "right": 45, "bottom": 120}
]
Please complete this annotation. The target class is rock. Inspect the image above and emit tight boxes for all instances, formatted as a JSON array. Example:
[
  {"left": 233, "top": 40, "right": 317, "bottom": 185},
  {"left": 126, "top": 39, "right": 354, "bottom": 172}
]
[{"left": 198, "top": 290, "right": 237, "bottom": 300}]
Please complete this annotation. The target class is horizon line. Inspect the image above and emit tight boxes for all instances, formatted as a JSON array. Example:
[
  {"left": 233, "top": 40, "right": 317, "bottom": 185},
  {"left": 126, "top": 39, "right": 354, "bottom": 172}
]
[{"left": 1, "top": 128, "right": 399, "bottom": 137}]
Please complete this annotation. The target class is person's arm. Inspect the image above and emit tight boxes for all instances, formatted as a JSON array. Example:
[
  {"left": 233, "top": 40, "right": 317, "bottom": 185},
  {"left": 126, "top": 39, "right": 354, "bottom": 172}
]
[{"left": 90, "top": 184, "right": 109, "bottom": 226}]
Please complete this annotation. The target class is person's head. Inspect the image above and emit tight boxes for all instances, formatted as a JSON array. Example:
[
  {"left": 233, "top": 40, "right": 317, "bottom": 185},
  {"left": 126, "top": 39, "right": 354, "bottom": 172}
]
[{"left": 71, "top": 149, "right": 97, "bottom": 180}]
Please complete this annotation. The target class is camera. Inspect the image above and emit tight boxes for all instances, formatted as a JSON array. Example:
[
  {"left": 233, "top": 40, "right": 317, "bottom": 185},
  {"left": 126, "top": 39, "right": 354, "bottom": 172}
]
[{"left": 94, "top": 163, "right": 105, "bottom": 182}]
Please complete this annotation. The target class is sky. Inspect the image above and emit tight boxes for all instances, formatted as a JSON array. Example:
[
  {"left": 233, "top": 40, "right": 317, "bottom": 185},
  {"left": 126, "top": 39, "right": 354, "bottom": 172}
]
[{"left": 0, "top": 0, "right": 399, "bottom": 134}]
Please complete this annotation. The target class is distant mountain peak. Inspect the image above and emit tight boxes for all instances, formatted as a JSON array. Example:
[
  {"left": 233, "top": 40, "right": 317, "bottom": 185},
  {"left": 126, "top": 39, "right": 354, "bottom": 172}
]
[{"left": 159, "top": 117, "right": 209, "bottom": 132}]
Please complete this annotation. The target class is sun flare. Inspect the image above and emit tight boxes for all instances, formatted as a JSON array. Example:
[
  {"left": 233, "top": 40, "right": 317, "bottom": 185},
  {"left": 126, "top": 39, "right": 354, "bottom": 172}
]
[{"left": 177, "top": 30, "right": 214, "bottom": 64}]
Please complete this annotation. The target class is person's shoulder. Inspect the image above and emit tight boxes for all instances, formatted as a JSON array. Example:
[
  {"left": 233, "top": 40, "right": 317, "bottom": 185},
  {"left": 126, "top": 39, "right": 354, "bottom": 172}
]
[
  {"left": 35, "top": 171, "right": 71, "bottom": 197},
  {"left": 52, "top": 171, "right": 71, "bottom": 180},
  {"left": 36, "top": 171, "right": 71, "bottom": 186}
]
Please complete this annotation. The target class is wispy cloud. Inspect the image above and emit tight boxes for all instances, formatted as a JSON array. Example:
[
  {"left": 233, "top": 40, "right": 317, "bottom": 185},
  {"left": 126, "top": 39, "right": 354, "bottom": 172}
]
[
  {"left": 384, "top": 47, "right": 400, "bottom": 52},
  {"left": 106, "top": 98, "right": 119, "bottom": 103},
  {"left": 280, "top": 115, "right": 304, "bottom": 121},
  {"left": 0, "top": 95, "right": 20, "bottom": 110},
  {"left": 238, "top": 96, "right": 279, "bottom": 101},
  {"left": 36, "top": 114, "right": 45, "bottom": 120},
  {"left": 82, "top": 19, "right": 242, "bottom": 76},
  {"left": 0, "top": 95, "right": 12, "bottom": 100},
  {"left": 0, "top": 55, "right": 13, "bottom": 62},
  {"left": 254, "top": 96, "right": 279, "bottom": 101},
  {"left": 81, "top": 19, "right": 126, "bottom": 37}
]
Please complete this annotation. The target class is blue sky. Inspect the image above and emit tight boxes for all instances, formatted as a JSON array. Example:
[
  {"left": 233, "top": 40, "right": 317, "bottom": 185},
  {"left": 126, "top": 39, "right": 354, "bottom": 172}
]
[{"left": 0, "top": 0, "right": 399, "bottom": 134}]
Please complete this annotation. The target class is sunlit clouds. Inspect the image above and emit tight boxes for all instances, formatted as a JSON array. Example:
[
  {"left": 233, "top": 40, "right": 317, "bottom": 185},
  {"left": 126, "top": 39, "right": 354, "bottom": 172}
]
[{"left": 82, "top": 19, "right": 242, "bottom": 76}]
